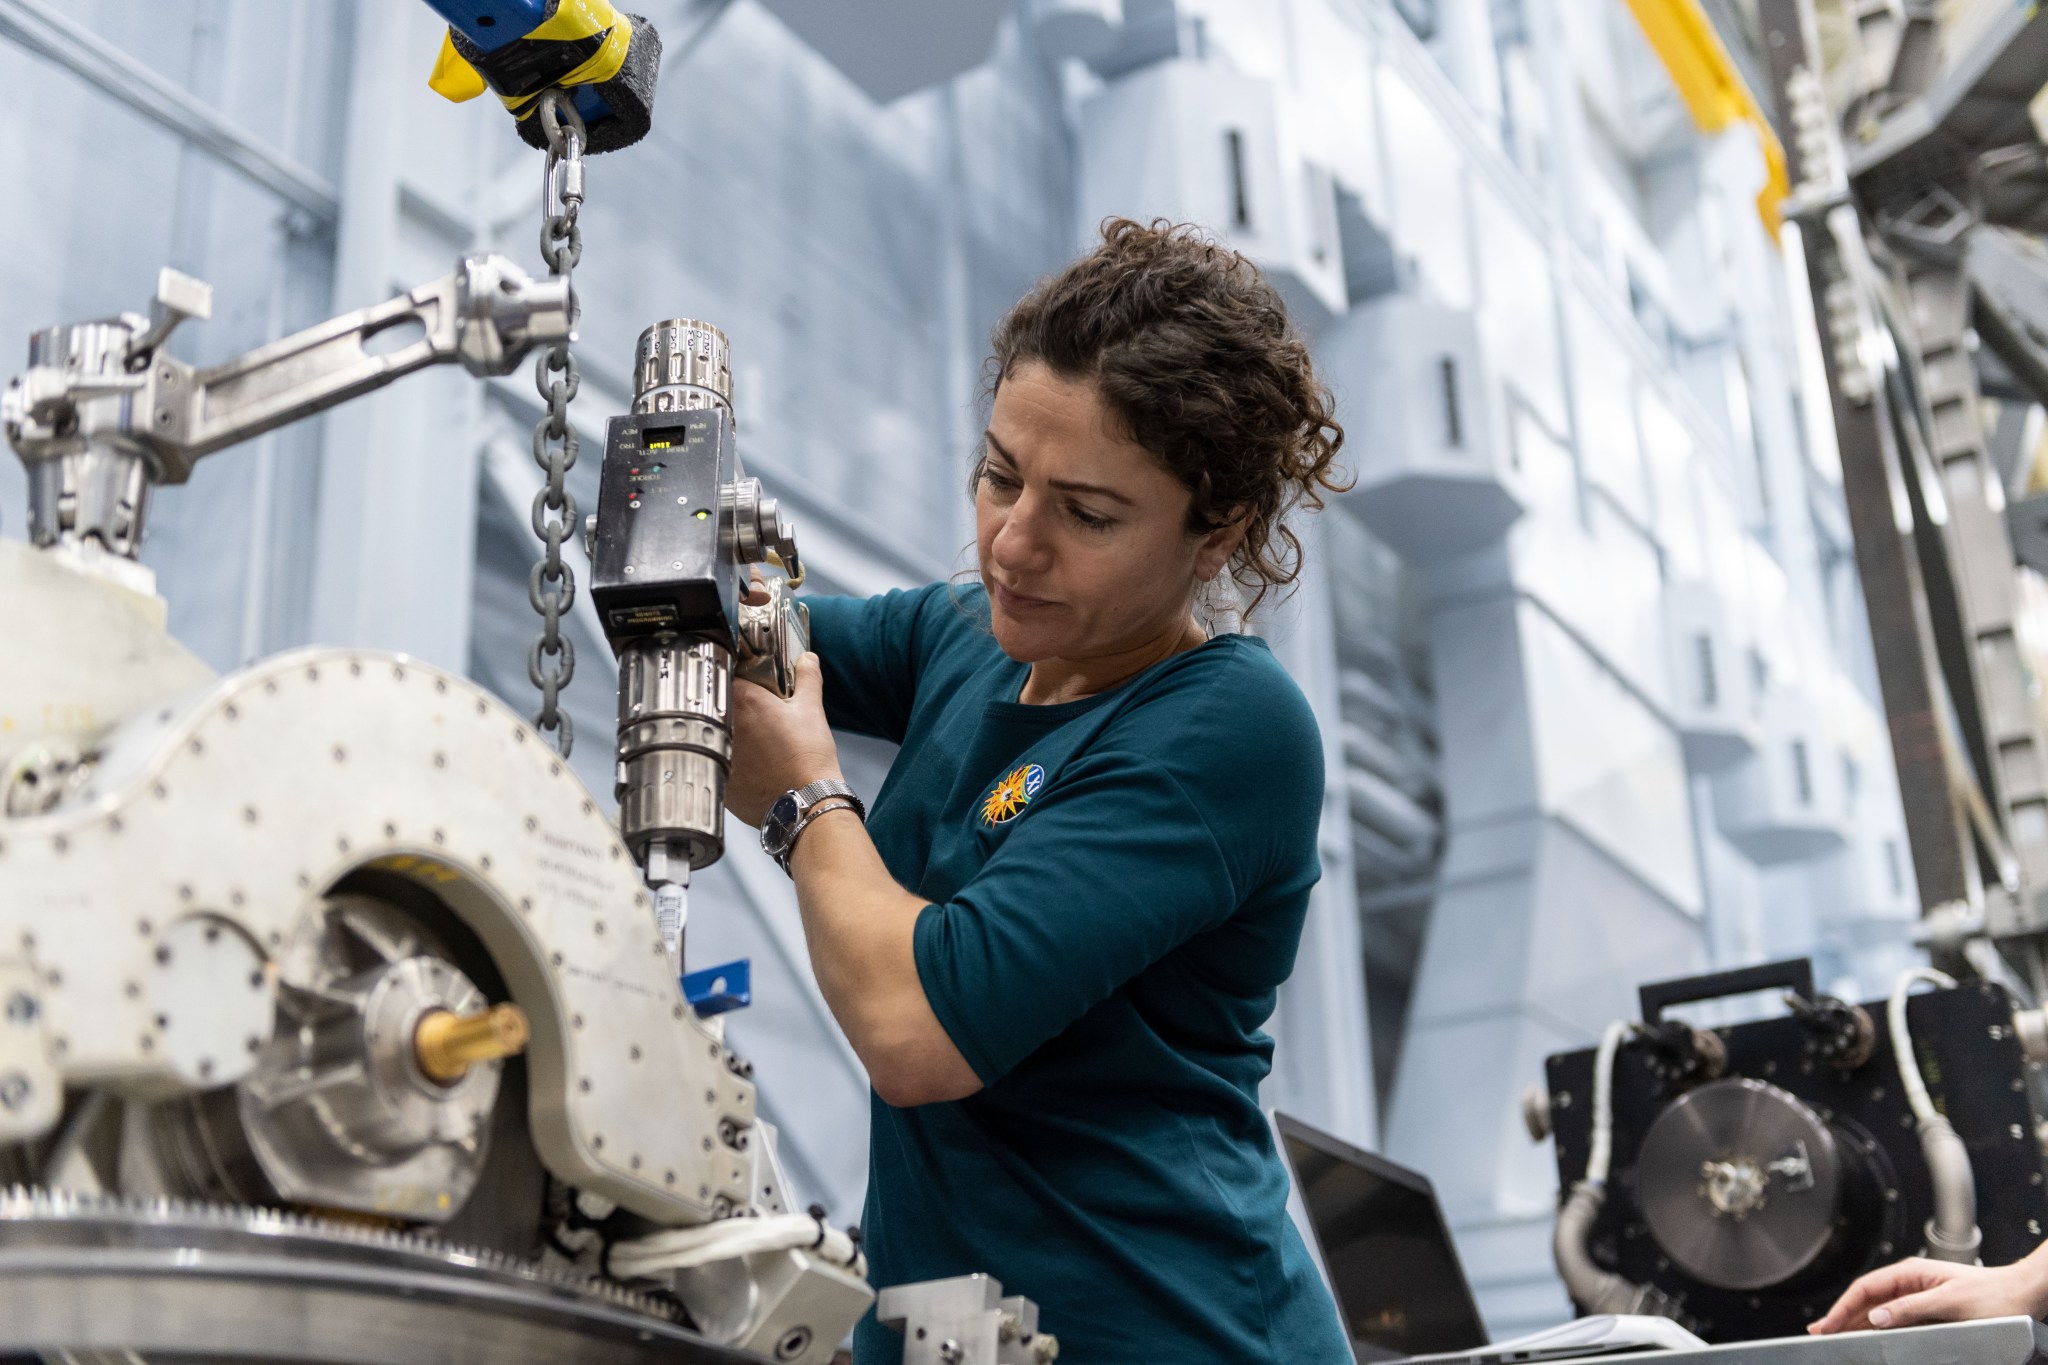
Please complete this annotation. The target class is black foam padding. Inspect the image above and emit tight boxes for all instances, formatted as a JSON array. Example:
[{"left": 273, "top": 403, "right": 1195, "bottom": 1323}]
[{"left": 509, "top": 12, "right": 662, "bottom": 155}]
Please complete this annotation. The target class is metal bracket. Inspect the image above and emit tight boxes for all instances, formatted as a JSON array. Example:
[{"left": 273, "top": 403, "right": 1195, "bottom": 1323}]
[
  {"left": 128, "top": 267, "right": 213, "bottom": 358},
  {"left": 878, "top": 1274, "right": 1058, "bottom": 1365},
  {"left": 681, "top": 960, "right": 751, "bottom": 1017},
  {"left": 2, "top": 255, "right": 572, "bottom": 558}
]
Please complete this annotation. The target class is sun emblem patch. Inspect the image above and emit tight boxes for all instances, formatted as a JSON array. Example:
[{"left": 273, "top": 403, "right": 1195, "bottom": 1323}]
[{"left": 979, "top": 763, "right": 1046, "bottom": 827}]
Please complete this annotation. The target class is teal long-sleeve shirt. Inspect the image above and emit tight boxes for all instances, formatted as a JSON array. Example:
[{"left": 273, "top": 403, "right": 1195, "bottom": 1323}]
[{"left": 806, "top": 583, "right": 1350, "bottom": 1365}]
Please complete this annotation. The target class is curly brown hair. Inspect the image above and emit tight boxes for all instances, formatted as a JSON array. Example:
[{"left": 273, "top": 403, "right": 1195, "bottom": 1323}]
[{"left": 980, "top": 217, "right": 1350, "bottom": 617}]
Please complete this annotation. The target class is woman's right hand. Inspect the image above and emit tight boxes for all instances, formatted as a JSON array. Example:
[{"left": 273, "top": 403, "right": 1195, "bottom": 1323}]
[{"left": 1807, "top": 1254, "right": 2048, "bottom": 1334}]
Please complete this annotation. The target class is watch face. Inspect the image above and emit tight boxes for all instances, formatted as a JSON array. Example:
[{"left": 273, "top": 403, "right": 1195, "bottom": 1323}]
[{"left": 764, "top": 792, "right": 802, "bottom": 850}]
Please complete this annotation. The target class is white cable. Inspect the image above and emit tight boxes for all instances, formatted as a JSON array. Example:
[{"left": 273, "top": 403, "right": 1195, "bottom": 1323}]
[
  {"left": 1586, "top": 1020, "right": 1630, "bottom": 1185},
  {"left": 1888, "top": 966, "right": 1981, "bottom": 1263},
  {"left": 609, "top": 1213, "right": 866, "bottom": 1280},
  {"left": 1889, "top": 967, "right": 1957, "bottom": 1122},
  {"left": 1556, "top": 1020, "right": 1678, "bottom": 1319}
]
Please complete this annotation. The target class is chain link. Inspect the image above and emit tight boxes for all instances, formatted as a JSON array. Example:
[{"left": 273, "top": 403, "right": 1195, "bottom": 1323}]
[{"left": 528, "top": 91, "right": 586, "bottom": 758}]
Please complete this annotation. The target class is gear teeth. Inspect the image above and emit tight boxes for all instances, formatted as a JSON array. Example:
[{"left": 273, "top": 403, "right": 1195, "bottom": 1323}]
[{"left": 0, "top": 1185, "right": 674, "bottom": 1319}]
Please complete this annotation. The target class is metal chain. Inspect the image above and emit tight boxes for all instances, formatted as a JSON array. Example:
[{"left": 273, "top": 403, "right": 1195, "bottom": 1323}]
[{"left": 528, "top": 91, "right": 585, "bottom": 757}]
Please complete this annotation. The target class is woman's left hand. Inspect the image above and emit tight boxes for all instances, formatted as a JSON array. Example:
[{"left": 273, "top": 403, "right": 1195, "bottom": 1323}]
[{"left": 727, "top": 651, "right": 843, "bottom": 828}]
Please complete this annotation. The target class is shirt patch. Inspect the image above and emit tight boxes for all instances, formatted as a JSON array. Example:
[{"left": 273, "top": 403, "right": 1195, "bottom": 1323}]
[{"left": 978, "top": 762, "right": 1046, "bottom": 827}]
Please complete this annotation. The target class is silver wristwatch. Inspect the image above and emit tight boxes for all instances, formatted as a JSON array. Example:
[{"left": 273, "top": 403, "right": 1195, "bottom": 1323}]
[{"left": 760, "top": 778, "right": 865, "bottom": 874}]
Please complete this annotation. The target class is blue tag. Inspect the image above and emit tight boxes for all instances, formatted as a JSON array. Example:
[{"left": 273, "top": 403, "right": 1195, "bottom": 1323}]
[{"left": 681, "top": 959, "right": 752, "bottom": 1016}]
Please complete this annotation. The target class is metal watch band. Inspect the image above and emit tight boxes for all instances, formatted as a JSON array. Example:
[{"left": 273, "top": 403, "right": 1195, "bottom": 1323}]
[
  {"left": 777, "top": 798, "right": 860, "bottom": 875},
  {"left": 762, "top": 779, "right": 866, "bottom": 875},
  {"left": 792, "top": 778, "right": 864, "bottom": 820}
]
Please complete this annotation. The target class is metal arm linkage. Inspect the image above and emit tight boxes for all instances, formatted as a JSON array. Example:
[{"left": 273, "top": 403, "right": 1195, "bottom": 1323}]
[
  {"left": 1, "top": 255, "right": 571, "bottom": 557},
  {"left": 1759, "top": 0, "right": 2048, "bottom": 977}
]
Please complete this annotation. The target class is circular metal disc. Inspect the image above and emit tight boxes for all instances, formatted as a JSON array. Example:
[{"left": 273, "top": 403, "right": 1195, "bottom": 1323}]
[
  {"left": 1635, "top": 1078, "right": 1843, "bottom": 1291},
  {"left": 0, "top": 1187, "right": 751, "bottom": 1364},
  {"left": 150, "top": 894, "right": 505, "bottom": 1224}
]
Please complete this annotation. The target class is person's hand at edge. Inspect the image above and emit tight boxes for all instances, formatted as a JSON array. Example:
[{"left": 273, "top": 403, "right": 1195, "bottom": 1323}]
[{"left": 1807, "top": 1254, "right": 2048, "bottom": 1334}]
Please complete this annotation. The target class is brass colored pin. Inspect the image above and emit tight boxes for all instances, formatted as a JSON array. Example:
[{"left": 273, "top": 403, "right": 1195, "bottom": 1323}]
[{"left": 415, "top": 1003, "right": 529, "bottom": 1083}]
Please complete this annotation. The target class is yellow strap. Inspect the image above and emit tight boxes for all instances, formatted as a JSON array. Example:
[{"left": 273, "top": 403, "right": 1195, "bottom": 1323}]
[
  {"left": 427, "top": 0, "right": 632, "bottom": 115},
  {"left": 501, "top": 3, "right": 634, "bottom": 119},
  {"left": 525, "top": 0, "right": 625, "bottom": 44},
  {"left": 1622, "top": 0, "right": 1790, "bottom": 238},
  {"left": 428, "top": 32, "right": 487, "bottom": 104}
]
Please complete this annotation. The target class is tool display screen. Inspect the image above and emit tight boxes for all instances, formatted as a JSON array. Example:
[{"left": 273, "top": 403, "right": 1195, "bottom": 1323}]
[{"left": 641, "top": 424, "right": 689, "bottom": 451}]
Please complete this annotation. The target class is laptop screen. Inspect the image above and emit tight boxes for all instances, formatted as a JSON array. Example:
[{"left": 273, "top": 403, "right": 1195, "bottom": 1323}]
[{"left": 1276, "top": 1113, "right": 1490, "bottom": 1360}]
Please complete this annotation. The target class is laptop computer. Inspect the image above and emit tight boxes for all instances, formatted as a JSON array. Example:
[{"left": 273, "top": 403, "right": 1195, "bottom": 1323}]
[
  {"left": 1273, "top": 1112, "right": 1697, "bottom": 1364},
  {"left": 1274, "top": 1111, "right": 1491, "bottom": 1361}
]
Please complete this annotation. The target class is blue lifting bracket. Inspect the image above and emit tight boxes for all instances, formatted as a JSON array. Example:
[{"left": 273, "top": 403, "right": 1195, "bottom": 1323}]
[
  {"left": 420, "top": 0, "right": 663, "bottom": 154},
  {"left": 681, "top": 959, "right": 752, "bottom": 1018}
]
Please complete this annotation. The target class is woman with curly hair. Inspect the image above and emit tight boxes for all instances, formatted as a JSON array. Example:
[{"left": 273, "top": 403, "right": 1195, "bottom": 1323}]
[{"left": 728, "top": 217, "right": 1354, "bottom": 1362}]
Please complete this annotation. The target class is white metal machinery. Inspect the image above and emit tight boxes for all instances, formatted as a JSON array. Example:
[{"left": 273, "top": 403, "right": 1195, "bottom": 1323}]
[
  {"left": 878, "top": 1274, "right": 1062, "bottom": 1365},
  {"left": 0, "top": 234, "right": 870, "bottom": 1361},
  {"left": 2, "top": 640, "right": 769, "bottom": 1221},
  {"left": 0, "top": 28, "right": 1071, "bottom": 1354}
]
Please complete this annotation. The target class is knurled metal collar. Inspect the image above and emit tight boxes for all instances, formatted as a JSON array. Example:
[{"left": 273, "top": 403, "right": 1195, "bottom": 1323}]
[{"left": 633, "top": 319, "right": 731, "bottom": 419}]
